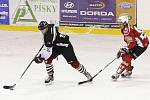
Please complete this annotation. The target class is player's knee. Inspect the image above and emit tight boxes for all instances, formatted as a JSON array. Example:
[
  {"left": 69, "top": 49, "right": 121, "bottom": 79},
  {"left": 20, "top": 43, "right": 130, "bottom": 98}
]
[
  {"left": 70, "top": 61, "right": 80, "bottom": 69},
  {"left": 122, "top": 54, "right": 132, "bottom": 62},
  {"left": 121, "top": 61, "right": 131, "bottom": 68}
]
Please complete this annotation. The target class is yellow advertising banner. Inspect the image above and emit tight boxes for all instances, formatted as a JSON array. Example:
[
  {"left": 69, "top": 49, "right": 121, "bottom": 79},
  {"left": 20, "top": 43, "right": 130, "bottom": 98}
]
[{"left": 116, "top": 0, "right": 137, "bottom": 25}]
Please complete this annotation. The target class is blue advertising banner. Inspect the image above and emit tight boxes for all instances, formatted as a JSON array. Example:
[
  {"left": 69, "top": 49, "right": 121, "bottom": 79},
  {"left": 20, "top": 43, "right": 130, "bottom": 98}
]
[
  {"left": 0, "top": 0, "right": 9, "bottom": 24},
  {"left": 60, "top": 0, "right": 78, "bottom": 22},
  {"left": 60, "top": 0, "right": 116, "bottom": 23}
]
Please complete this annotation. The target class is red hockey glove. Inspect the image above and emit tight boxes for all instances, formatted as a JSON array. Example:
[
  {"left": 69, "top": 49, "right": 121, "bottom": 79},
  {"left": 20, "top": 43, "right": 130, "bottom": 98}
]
[
  {"left": 117, "top": 47, "right": 129, "bottom": 59},
  {"left": 34, "top": 54, "right": 44, "bottom": 64}
]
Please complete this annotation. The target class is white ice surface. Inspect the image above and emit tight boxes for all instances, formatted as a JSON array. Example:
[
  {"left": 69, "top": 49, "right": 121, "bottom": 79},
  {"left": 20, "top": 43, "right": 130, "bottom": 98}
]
[{"left": 0, "top": 30, "right": 150, "bottom": 100}]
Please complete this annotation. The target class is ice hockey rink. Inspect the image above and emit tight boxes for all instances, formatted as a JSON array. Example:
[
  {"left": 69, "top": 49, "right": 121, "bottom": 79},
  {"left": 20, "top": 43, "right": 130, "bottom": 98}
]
[{"left": 0, "top": 30, "right": 150, "bottom": 100}]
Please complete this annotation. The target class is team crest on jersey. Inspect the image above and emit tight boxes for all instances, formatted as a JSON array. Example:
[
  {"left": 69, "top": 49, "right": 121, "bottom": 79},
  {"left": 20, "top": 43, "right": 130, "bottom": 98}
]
[{"left": 124, "top": 36, "right": 132, "bottom": 44}]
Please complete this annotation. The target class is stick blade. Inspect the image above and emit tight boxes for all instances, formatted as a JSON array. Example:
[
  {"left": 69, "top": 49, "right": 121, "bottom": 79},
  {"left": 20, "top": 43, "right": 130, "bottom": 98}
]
[
  {"left": 3, "top": 84, "right": 16, "bottom": 90},
  {"left": 78, "top": 79, "right": 93, "bottom": 85}
]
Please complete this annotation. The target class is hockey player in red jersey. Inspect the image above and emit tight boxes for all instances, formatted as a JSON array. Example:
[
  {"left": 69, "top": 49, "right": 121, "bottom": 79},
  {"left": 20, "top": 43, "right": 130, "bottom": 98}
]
[
  {"left": 34, "top": 21, "right": 92, "bottom": 85},
  {"left": 111, "top": 16, "right": 149, "bottom": 81}
]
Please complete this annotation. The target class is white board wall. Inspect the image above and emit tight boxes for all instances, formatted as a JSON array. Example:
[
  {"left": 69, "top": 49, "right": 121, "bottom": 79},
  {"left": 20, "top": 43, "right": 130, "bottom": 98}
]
[{"left": 137, "top": 0, "right": 150, "bottom": 30}]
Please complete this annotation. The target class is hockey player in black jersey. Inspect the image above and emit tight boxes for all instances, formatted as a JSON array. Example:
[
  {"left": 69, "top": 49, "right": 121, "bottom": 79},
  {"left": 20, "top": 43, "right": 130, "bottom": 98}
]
[{"left": 34, "top": 21, "right": 92, "bottom": 85}]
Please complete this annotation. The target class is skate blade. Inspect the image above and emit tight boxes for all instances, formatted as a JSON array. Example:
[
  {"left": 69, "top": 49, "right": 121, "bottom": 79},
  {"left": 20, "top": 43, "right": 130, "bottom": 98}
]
[
  {"left": 121, "top": 74, "right": 132, "bottom": 78},
  {"left": 112, "top": 78, "right": 118, "bottom": 81},
  {"left": 111, "top": 76, "right": 118, "bottom": 81},
  {"left": 45, "top": 81, "right": 54, "bottom": 86},
  {"left": 121, "top": 75, "right": 132, "bottom": 78}
]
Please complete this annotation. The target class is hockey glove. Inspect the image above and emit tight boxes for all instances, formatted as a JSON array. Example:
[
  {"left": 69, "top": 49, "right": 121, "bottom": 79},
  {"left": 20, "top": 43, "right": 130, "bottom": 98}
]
[
  {"left": 117, "top": 47, "right": 129, "bottom": 59},
  {"left": 34, "top": 54, "right": 44, "bottom": 64}
]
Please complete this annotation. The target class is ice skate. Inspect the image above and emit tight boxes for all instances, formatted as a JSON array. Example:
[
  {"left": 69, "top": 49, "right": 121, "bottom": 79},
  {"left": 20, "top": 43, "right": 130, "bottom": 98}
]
[
  {"left": 121, "top": 66, "right": 134, "bottom": 78},
  {"left": 84, "top": 72, "right": 92, "bottom": 80},
  {"left": 111, "top": 73, "right": 120, "bottom": 81},
  {"left": 111, "top": 65, "right": 125, "bottom": 81},
  {"left": 45, "top": 74, "right": 54, "bottom": 85},
  {"left": 121, "top": 71, "right": 132, "bottom": 78}
]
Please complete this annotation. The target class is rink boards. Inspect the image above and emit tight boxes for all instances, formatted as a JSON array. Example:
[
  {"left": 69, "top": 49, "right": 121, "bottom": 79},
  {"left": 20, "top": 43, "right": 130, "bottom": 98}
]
[{"left": 0, "top": 25, "right": 150, "bottom": 36}]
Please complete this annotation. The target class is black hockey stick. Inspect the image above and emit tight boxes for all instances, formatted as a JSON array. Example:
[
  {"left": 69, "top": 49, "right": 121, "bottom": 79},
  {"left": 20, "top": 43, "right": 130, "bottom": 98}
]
[
  {"left": 3, "top": 84, "right": 16, "bottom": 90},
  {"left": 78, "top": 58, "right": 117, "bottom": 85},
  {"left": 3, "top": 44, "right": 44, "bottom": 90}
]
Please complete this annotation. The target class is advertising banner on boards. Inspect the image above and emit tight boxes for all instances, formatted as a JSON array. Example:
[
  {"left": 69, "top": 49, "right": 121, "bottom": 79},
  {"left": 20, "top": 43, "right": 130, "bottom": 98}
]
[
  {"left": 116, "top": 0, "right": 137, "bottom": 25},
  {"left": 60, "top": 0, "right": 137, "bottom": 28},
  {"left": 9, "top": 0, "right": 59, "bottom": 26},
  {"left": 60, "top": 0, "right": 116, "bottom": 23},
  {"left": 0, "top": 0, "right": 9, "bottom": 24}
]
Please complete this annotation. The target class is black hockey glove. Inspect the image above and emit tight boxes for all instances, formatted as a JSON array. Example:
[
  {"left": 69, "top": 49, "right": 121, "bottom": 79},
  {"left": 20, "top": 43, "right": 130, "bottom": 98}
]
[
  {"left": 117, "top": 47, "right": 129, "bottom": 59},
  {"left": 34, "top": 54, "right": 44, "bottom": 64}
]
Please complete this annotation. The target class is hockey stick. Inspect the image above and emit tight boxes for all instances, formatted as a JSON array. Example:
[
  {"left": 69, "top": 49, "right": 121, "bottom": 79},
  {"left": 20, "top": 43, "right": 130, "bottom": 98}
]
[
  {"left": 3, "top": 44, "right": 44, "bottom": 90},
  {"left": 85, "top": 25, "right": 95, "bottom": 34},
  {"left": 78, "top": 58, "right": 117, "bottom": 85}
]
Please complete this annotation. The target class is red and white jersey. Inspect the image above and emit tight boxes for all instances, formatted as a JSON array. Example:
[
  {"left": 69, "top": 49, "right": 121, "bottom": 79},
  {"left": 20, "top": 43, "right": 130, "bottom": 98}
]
[{"left": 121, "top": 24, "right": 149, "bottom": 49}]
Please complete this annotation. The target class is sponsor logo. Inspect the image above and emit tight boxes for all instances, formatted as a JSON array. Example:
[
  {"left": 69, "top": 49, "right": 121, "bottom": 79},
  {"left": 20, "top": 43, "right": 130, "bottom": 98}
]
[
  {"left": 13, "top": 1, "right": 37, "bottom": 24},
  {"left": 28, "top": 0, "right": 56, "bottom": 3},
  {"left": 56, "top": 43, "right": 69, "bottom": 47},
  {"left": 0, "top": 3, "right": 8, "bottom": 8},
  {"left": 119, "top": 13, "right": 132, "bottom": 20},
  {"left": 80, "top": 11, "right": 114, "bottom": 16},
  {"left": 119, "top": 2, "right": 133, "bottom": 9},
  {"left": 64, "top": 2, "right": 74, "bottom": 9},
  {"left": 89, "top": 1, "right": 105, "bottom": 9},
  {"left": 61, "top": 10, "right": 77, "bottom": 13},
  {"left": 0, "top": 11, "right": 8, "bottom": 16},
  {"left": 0, "top": 0, "right": 9, "bottom": 24}
]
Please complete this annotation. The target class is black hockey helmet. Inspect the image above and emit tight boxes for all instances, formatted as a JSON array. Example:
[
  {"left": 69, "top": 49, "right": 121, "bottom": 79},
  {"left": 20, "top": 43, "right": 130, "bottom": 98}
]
[{"left": 38, "top": 21, "right": 48, "bottom": 30}]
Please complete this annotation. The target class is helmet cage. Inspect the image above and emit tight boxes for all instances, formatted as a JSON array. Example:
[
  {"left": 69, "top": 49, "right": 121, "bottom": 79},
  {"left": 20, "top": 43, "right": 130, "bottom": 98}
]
[
  {"left": 38, "top": 21, "right": 48, "bottom": 30},
  {"left": 117, "top": 16, "right": 129, "bottom": 23}
]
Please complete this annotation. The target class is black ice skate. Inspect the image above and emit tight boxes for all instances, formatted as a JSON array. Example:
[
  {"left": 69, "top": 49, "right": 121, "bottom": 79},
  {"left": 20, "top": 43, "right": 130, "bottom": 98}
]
[
  {"left": 121, "top": 66, "right": 134, "bottom": 78},
  {"left": 84, "top": 72, "right": 92, "bottom": 80},
  {"left": 111, "top": 73, "right": 120, "bottom": 81},
  {"left": 45, "top": 74, "right": 54, "bottom": 85}
]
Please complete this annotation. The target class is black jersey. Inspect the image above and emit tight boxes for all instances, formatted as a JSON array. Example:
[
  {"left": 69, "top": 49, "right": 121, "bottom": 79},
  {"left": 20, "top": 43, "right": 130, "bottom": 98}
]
[
  {"left": 43, "top": 24, "right": 77, "bottom": 63},
  {"left": 44, "top": 24, "right": 69, "bottom": 48}
]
